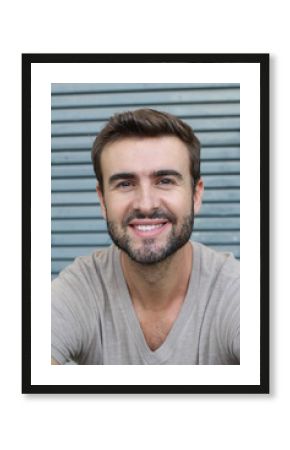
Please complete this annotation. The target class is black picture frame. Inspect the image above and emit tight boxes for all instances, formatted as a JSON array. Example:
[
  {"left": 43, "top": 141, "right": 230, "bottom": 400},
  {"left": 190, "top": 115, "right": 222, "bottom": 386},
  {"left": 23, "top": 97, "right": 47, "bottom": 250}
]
[{"left": 22, "top": 53, "right": 269, "bottom": 394}]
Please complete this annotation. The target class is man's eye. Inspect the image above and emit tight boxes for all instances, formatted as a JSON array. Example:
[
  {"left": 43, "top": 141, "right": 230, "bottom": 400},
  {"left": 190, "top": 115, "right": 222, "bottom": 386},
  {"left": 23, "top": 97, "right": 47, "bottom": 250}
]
[
  {"left": 158, "top": 178, "right": 174, "bottom": 185},
  {"left": 116, "top": 180, "right": 133, "bottom": 189}
]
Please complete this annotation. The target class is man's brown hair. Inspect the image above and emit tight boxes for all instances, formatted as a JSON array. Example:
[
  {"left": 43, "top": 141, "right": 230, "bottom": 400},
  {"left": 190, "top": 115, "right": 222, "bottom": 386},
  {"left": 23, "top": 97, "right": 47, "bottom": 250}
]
[{"left": 91, "top": 108, "right": 201, "bottom": 192}]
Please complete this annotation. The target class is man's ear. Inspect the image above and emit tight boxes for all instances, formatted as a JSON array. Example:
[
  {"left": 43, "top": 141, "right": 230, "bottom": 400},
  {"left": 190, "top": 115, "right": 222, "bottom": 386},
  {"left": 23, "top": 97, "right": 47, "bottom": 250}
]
[
  {"left": 96, "top": 185, "right": 107, "bottom": 220},
  {"left": 193, "top": 178, "right": 204, "bottom": 215}
]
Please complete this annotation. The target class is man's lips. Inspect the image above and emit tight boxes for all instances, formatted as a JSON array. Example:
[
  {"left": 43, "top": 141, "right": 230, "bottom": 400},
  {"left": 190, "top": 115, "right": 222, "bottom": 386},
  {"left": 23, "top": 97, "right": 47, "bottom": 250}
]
[
  {"left": 129, "top": 219, "right": 168, "bottom": 225},
  {"left": 128, "top": 219, "right": 170, "bottom": 237}
]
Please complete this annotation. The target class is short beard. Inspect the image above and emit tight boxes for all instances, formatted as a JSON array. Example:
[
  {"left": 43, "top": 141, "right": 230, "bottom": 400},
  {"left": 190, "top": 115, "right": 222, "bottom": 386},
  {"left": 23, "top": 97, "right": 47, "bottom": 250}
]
[{"left": 106, "top": 207, "right": 194, "bottom": 265}]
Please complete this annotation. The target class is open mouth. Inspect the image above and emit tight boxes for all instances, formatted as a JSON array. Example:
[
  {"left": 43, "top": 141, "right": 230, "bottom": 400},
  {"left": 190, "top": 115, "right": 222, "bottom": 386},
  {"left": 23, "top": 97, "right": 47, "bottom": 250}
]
[{"left": 128, "top": 220, "right": 170, "bottom": 237}]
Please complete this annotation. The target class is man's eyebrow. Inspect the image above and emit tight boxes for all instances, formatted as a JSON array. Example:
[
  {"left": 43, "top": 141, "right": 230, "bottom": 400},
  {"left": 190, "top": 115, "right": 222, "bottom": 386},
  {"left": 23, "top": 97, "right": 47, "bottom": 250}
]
[
  {"left": 108, "top": 172, "right": 136, "bottom": 185},
  {"left": 153, "top": 170, "right": 183, "bottom": 179},
  {"left": 108, "top": 170, "right": 183, "bottom": 185}
]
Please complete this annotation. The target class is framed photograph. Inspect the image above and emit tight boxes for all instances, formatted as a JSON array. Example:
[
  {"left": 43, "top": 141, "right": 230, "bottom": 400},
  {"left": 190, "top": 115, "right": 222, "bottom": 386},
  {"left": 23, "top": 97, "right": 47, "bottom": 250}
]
[{"left": 22, "top": 53, "right": 269, "bottom": 394}]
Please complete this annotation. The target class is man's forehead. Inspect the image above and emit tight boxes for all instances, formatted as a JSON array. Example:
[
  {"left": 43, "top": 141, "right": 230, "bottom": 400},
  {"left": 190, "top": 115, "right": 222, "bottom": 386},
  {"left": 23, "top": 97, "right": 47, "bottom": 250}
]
[
  {"left": 101, "top": 135, "right": 190, "bottom": 171},
  {"left": 103, "top": 135, "right": 186, "bottom": 150}
]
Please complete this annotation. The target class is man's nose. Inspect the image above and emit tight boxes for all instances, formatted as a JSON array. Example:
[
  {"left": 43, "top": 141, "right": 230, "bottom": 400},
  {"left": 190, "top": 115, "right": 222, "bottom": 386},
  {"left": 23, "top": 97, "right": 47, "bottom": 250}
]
[{"left": 132, "top": 184, "right": 160, "bottom": 214}]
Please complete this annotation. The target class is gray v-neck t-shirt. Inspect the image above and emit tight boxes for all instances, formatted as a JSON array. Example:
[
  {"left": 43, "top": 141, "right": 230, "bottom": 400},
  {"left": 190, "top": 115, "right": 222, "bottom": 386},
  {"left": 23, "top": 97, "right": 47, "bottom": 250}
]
[{"left": 51, "top": 242, "right": 240, "bottom": 365}]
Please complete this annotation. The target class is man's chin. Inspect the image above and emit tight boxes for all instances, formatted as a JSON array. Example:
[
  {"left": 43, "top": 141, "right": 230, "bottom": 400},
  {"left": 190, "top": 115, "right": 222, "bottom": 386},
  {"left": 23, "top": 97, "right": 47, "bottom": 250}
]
[
  {"left": 125, "top": 250, "right": 170, "bottom": 265},
  {"left": 122, "top": 241, "right": 181, "bottom": 265},
  {"left": 107, "top": 215, "right": 194, "bottom": 265}
]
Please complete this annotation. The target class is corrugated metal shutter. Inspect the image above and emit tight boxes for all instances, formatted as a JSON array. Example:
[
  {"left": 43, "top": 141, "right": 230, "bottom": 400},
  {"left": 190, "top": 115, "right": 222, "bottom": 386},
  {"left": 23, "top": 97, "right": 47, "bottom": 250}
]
[{"left": 51, "top": 83, "right": 240, "bottom": 278}]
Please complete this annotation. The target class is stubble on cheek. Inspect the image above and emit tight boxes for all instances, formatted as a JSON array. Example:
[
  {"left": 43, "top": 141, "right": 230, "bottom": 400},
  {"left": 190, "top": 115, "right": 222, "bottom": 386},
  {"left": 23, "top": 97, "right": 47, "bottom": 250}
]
[{"left": 106, "top": 213, "right": 194, "bottom": 265}]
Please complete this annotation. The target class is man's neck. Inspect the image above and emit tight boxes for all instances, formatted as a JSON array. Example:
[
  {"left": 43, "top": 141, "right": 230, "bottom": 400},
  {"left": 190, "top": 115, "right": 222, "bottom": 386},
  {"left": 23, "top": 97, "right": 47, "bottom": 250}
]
[{"left": 120, "top": 242, "right": 193, "bottom": 312}]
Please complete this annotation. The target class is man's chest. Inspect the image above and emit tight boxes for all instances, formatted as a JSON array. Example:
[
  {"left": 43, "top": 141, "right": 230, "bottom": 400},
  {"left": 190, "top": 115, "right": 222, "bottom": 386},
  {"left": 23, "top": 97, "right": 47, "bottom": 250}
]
[{"left": 137, "top": 310, "right": 179, "bottom": 351}]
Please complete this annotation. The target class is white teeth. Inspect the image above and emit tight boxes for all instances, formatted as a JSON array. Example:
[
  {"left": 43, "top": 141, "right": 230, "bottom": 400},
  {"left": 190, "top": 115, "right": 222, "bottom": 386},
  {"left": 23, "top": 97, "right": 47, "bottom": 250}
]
[{"left": 135, "top": 224, "right": 164, "bottom": 231}]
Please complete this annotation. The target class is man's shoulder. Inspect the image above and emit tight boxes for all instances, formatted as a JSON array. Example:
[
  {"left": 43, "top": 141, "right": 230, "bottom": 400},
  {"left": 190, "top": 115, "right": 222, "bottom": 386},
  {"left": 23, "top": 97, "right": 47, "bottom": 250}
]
[
  {"left": 52, "top": 245, "right": 117, "bottom": 287},
  {"left": 193, "top": 241, "right": 240, "bottom": 281}
]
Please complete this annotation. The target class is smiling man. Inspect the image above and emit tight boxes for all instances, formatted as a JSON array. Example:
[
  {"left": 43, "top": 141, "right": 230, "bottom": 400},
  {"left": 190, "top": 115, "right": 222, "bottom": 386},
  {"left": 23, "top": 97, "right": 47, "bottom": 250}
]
[{"left": 51, "top": 109, "right": 240, "bottom": 365}]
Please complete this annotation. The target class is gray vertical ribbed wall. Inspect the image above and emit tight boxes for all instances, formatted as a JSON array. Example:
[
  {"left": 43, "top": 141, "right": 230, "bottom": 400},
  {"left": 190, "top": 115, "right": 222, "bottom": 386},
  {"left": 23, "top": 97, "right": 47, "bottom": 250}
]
[{"left": 51, "top": 83, "right": 240, "bottom": 278}]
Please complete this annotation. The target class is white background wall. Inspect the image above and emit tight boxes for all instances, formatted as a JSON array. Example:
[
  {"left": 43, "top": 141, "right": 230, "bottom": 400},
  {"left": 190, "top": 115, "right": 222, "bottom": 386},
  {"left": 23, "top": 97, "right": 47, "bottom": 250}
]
[{"left": 1, "top": 1, "right": 286, "bottom": 449}]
